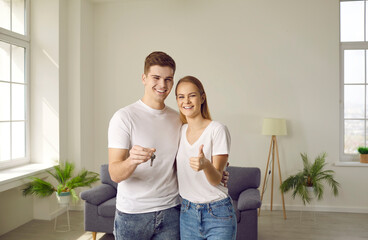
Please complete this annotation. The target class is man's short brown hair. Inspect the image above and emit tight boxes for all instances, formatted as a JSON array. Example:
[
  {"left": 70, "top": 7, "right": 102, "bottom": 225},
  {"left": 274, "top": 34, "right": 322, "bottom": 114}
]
[{"left": 144, "top": 51, "right": 176, "bottom": 74}]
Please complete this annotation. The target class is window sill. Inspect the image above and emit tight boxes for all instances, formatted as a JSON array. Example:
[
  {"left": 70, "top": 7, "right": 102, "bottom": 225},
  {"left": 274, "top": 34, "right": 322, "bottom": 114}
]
[
  {"left": 0, "top": 163, "right": 56, "bottom": 192},
  {"left": 334, "top": 162, "right": 368, "bottom": 167}
]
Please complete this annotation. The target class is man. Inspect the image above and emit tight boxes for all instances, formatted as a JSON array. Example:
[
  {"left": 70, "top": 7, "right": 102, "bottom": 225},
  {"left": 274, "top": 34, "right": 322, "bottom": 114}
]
[{"left": 108, "top": 51, "right": 182, "bottom": 239}]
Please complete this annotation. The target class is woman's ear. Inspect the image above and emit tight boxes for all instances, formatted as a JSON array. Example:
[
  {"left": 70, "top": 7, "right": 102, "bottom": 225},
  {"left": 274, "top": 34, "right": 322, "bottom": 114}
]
[{"left": 201, "top": 93, "right": 206, "bottom": 104}]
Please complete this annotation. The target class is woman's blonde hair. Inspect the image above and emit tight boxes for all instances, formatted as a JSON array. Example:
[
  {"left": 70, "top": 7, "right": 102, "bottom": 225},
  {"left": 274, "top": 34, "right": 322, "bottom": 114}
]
[{"left": 175, "top": 76, "right": 212, "bottom": 124}]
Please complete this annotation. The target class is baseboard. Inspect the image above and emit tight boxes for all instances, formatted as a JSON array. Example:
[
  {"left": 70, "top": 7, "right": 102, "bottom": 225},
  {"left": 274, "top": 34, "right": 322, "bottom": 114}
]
[{"left": 260, "top": 203, "right": 368, "bottom": 214}]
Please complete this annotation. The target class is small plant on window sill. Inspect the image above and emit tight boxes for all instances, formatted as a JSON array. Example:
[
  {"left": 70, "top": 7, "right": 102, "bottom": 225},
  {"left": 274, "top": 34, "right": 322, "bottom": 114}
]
[
  {"left": 357, "top": 147, "right": 368, "bottom": 164},
  {"left": 280, "top": 152, "right": 340, "bottom": 205},
  {"left": 22, "top": 161, "right": 99, "bottom": 204}
]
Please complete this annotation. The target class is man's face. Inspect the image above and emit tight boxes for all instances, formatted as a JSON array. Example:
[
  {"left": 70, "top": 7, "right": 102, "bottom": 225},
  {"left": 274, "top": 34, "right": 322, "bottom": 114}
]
[{"left": 142, "top": 65, "right": 174, "bottom": 104}]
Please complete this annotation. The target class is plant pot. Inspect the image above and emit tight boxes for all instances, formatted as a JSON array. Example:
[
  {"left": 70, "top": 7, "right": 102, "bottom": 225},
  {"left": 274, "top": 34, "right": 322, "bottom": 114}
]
[
  {"left": 306, "top": 186, "right": 313, "bottom": 192},
  {"left": 360, "top": 154, "right": 368, "bottom": 163},
  {"left": 56, "top": 192, "right": 71, "bottom": 205}
]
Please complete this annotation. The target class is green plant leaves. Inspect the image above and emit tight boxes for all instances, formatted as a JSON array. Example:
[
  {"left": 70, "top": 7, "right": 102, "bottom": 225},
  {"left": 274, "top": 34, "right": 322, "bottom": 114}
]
[
  {"left": 22, "top": 177, "right": 55, "bottom": 197},
  {"left": 22, "top": 161, "right": 100, "bottom": 202},
  {"left": 280, "top": 152, "right": 340, "bottom": 205},
  {"left": 357, "top": 146, "right": 368, "bottom": 154}
]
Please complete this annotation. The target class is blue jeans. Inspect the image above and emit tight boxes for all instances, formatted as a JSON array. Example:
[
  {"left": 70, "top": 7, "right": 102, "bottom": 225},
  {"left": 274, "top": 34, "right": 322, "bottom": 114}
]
[
  {"left": 180, "top": 197, "right": 237, "bottom": 240},
  {"left": 113, "top": 206, "right": 180, "bottom": 240}
]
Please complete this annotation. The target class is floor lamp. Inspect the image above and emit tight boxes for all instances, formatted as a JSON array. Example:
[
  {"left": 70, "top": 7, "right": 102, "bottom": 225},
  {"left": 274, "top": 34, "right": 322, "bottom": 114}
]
[{"left": 259, "top": 118, "right": 287, "bottom": 220}]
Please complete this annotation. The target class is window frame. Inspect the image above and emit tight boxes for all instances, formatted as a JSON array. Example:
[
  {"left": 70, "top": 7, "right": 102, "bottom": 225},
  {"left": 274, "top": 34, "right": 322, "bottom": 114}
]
[
  {"left": 0, "top": 0, "right": 30, "bottom": 169},
  {"left": 340, "top": 43, "right": 368, "bottom": 161},
  {"left": 0, "top": 0, "right": 30, "bottom": 42}
]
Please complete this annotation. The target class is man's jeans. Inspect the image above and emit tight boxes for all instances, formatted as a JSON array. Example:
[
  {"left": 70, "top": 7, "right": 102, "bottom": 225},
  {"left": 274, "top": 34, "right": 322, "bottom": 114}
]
[
  {"left": 180, "top": 197, "right": 237, "bottom": 240},
  {"left": 113, "top": 206, "right": 180, "bottom": 240}
]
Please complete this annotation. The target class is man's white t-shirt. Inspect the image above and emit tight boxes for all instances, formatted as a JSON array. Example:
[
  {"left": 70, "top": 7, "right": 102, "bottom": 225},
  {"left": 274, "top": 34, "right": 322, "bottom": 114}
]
[
  {"left": 108, "top": 100, "right": 182, "bottom": 213},
  {"left": 176, "top": 121, "right": 231, "bottom": 203}
]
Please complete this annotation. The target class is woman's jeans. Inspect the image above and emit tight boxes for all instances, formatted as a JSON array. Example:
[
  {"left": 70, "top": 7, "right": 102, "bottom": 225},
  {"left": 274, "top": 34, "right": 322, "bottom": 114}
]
[
  {"left": 180, "top": 197, "right": 237, "bottom": 240},
  {"left": 113, "top": 206, "right": 180, "bottom": 240}
]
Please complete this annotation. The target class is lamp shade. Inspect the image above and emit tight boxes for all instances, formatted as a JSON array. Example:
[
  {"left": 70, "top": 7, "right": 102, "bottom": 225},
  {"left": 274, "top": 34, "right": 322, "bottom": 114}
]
[{"left": 262, "top": 118, "right": 287, "bottom": 136}]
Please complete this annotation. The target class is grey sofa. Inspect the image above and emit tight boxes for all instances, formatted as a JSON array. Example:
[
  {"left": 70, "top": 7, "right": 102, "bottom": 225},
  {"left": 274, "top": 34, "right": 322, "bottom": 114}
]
[
  {"left": 81, "top": 164, "right": 261, "bottom": 240},
  {"left": 80, "top": 164, "right": 116, "bottom": 239},
  {"left": 227, "top": 166, "right": 262, "bottom": 240}
]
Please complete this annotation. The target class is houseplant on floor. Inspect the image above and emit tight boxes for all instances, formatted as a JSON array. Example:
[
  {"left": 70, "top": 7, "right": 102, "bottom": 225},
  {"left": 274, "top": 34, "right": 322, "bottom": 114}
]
[
  {"left": 22, "top": 161, "right": 99, "bottom": 204},
  {"left": 280, "top": 152, "right": 340, "bottom": 205},
  {"left": 357, "top": 147, "right": 368, "bottom": 163}
]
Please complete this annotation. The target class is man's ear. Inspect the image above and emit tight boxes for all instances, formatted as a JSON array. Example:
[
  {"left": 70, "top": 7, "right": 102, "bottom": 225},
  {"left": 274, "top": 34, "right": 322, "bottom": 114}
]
[{"left": 142, "top": 73, "right": 146, "bottom": 85}]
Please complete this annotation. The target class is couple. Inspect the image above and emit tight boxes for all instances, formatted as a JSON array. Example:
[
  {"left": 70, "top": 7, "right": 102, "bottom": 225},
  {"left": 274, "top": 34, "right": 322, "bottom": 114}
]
[{"left": 108, "top": 51, "right": 236, "bottom": 240}]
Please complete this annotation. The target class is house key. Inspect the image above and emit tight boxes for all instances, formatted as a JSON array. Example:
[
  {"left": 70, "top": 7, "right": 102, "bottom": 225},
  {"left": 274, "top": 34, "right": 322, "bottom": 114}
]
[{"left": 150, "top": 154, "right": 156, "bottom": 167}]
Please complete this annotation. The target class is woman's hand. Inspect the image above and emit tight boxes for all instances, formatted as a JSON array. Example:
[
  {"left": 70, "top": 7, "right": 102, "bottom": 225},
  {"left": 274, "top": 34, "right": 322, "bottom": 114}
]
[{"left": 189, "top": 145, "right": 209, "bottom": 171}]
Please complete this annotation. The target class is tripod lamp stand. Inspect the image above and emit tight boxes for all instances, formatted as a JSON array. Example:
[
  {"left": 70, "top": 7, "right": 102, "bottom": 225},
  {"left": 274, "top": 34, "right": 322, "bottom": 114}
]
[{"left": 259, "top": 118, "right": 287, "bottom": 219}]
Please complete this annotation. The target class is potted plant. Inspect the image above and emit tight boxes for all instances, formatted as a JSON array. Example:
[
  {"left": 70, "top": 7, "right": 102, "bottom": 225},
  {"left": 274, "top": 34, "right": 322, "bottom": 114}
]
[
  {"left": 22, "top": 161, "right": 99, "bottom": 205},
  {"left": 357, "top": 147, "right": 368, "bottom": 163},
  {"left": 280, "top": 152, "right": 340, "bottom": 205}
]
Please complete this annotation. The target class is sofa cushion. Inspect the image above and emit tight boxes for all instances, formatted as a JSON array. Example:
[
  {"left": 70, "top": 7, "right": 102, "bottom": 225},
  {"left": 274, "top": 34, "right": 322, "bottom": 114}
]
[
  {"left": 98, "top": 197, "right": 116, "bottom": 217},
  {"left": 101, "top": 164, "right": 118, "bottom": 189},
  {"left": 237, "top": 188, "right": 261, "bottom": 211}
]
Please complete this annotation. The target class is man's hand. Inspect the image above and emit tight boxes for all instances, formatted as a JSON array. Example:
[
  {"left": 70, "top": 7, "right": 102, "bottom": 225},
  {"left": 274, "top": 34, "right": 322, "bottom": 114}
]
[
  {"left": 189, "top": 145, "right": 209, "bottom": 172},
  {"left": 221, "top": 162, "right": 230, "bottom": 187},
  {"left": 129, "top": 145, "right": 156, "bottom": 166}
]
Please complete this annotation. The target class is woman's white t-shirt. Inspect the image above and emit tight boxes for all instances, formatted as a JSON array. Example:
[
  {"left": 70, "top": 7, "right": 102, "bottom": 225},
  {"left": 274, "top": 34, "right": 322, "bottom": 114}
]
[{"left": 176, "top": 121, "right": 231, "bottom": 203}]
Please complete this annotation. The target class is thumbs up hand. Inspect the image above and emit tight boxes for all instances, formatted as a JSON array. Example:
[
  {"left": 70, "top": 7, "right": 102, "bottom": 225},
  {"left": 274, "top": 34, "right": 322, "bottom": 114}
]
[{"left": 189, "top": 145, "right": 209, "bottom": 172}]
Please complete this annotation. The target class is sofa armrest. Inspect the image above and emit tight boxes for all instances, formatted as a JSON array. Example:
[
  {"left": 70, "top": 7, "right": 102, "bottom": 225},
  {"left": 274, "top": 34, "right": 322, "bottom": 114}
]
[
  {"left": 80, "top": 184, "right": 116, "bottom": 205},
  {"left": 237, "top": 188, "right": 261, "bottom": 211}
]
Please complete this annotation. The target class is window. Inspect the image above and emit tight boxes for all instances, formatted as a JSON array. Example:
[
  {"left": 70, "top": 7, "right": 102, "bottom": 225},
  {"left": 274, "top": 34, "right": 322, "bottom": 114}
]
[
  {"left": 0, "top": 0, "right": 29, "bottom": 169},
  {"left": 341, "top": 0, "right": 368, "bottom": 158}
]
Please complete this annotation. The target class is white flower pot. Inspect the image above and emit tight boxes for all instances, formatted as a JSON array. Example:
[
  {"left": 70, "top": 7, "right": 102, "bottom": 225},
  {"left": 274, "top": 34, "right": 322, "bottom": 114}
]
[
  {"left": 56, "top": 192, "right": 71, "bottom": 206},
  {"left": 306, "top": 186, "right": 314, "bottom": 192}
]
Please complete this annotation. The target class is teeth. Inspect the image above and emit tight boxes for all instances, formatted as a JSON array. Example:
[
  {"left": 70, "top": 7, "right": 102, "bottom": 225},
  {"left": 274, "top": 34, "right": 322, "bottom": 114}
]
[
  {"left": 157, "top": 89, "right": 165, "bottom": 93},
  {"left": 184, "top": 106, "right": 193, "bottom": 109}
]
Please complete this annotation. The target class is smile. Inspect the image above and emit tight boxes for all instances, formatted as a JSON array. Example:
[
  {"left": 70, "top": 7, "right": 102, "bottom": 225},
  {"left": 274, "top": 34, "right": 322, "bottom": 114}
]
[
  {"left": 183, "top": 106, "right": 193, "bottom": 109},
  {"left": 155, "top": 89, "right": 167, "bottom": 94}
]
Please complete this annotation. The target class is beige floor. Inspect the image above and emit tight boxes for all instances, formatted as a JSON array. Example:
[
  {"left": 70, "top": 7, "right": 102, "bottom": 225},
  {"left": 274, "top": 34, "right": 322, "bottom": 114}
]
[
  {"left": 258, "top": 210, "right": 368, "bottom": 240},
  {"left": 0, "top": 210, "right": 367, "bottom": 240},
  {"left": 0, "top": 211, "right": 113, "bottom": 240}
]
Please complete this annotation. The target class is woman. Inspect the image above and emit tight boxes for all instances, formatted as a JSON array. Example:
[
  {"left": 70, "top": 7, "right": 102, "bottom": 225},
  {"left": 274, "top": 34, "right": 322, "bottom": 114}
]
[{"left": 175, "top": 76, "right": 236, "bottom": 240}]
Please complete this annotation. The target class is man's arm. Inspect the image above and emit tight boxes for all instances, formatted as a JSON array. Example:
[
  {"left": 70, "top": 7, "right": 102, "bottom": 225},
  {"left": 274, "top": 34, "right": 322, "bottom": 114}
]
[
  {"left": 108, "top": 146, "right": 155, "bottom": 183},
  {"left": 221, "top": 162, "right": 230, "bottom": 187}
]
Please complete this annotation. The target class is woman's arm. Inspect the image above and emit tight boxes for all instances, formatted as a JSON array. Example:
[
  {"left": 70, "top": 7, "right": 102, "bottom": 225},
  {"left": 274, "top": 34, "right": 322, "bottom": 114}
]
[
  {"left": 204, "top": 154, "right": 228, "bottom": 186},
  {"left": 189, "top": 145, "right": 228, "bottom": 186}
]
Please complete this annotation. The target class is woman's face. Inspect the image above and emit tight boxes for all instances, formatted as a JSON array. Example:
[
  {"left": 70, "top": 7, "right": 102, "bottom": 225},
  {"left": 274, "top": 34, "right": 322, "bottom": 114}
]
[{"left": 176, "top": 82, "right": 204, "bottom": 120}]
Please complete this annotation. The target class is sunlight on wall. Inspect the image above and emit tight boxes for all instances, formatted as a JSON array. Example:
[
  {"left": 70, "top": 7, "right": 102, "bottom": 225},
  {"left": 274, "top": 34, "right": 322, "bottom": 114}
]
[
  {"left": 42, "top": 98, "right": 59, "bottom": 163},
  {"left": 42, "top": 49, "right": 59, "bottom": 69}
]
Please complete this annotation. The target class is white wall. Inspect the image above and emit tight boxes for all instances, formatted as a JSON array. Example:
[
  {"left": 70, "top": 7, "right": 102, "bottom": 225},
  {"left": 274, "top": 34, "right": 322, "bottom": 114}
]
[
  {"left": 80, "top": 0, "right": 95, "bottom": 171},
  {"left": 0, "top": 187, "right": 33, "bottom": 235},
  {"left": 30, "top": 0, "right": 60, "bottom": 165},
  {"left": 92, "top": 0, "right": 368, "bottom": 212},
  {"left": 65, "top": 0, "right": 95, "bottom": 172}
]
